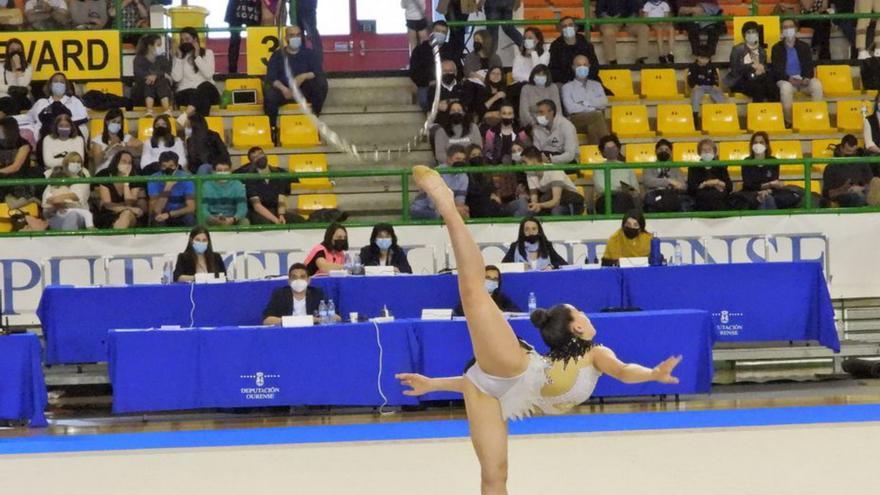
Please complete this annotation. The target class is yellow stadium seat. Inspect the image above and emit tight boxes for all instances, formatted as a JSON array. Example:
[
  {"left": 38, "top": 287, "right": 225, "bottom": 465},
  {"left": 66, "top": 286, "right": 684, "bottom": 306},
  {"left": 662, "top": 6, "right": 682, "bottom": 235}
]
[
  {"left": 85, "top": 81, "right": 124, "bottom": 97},
  {"left": 279, "top": 115, "right": 320, "bottom": 148},
  {"left": 772, "top": 140, "right": 806, "bottom": 177},
  {"left": 673, "top": 142, "right": 699, "bottom": 162},
  {"left": 811, "top": 139, "right": 839, "bottom": 173},
  {"left": 137, "top": 117, "right": 177, "bottom": 142},
  {"left": 640, "top": 69, "right": 682, "bottom": 99},
  {"left": 0, "top": 203, "right": 39, "bottom": 233},
  {"left": 657, "top": 104, "right": 699, "bottom": 137},
  {"left": 611, "top": 104, "right": 653, "bottom": 138},
  {"left": 816, "top": 65, "right": 861, "bottom": 97},
  {"left": 733, "top": 16, "right": 780, "bottom": 46},
  {"left": 624, "top": 142, "right": 656, "bottom": 180},
  {"left": 232, "top": 116, "right": 273, "bottom": 149},
  {"left": 718, "top": 141, "right": 749, "bottom": 179},
  {"left": 289, "top": 153, "right": 333, "bottom": 190},
  {"left": 836, "top": 100, "right": 870, "bottom": 133},
  {"left": 792, "top": 102, "right": 834, "bottom": 134},
  {"left": 601, "top": 69, "right": 638, "bottom": 101},
  {"left": 747, "top": 102, "right": 791, "bottom": 135},
  {"left": 297, "top": 194, "right": 338, "bottom": 219},
  {"left": 205, "top": 116, "right": 226, "bottom": 143},
  {"left": 578, "top": 145, "right": 603, "bottom": 181},
  {"left": 701, "top": 103, "right": 743, "bottom": 136}
]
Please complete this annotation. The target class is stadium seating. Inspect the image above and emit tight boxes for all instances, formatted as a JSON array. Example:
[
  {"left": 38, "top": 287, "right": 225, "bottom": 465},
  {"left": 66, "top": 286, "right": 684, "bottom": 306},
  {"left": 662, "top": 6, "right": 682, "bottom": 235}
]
[
  {"left": 279, "top": 115, "right": 320, "bottom": 148},
  {"left": 289, "top": 154, "right": 333, "bottom": 190},
  {"left": 611, "top": 104, "right": 653, "bottom": 138},
  {"left": 602, "top": 70, "right": 638, "bottom": 101},
  {"left": 85, "top": 81, "right": 124, "bottom": 97},
  {"left": 205, "top": 116, "right": 226, "bottom": 143},
  {"left": 719, "top": 141, "right": 750, "bottom": 179},
  {"left": 816, "top": 66, "right": 862, "bottom": 97},
  {"left": 137, "top": 117, "right": 177, "bottom": 142},
  {"left": 657, "top": 104, "right": 700, "bottom": 137},
  {"left": 624, "top": 142, "right": 656, "bottom": 179},
  {"left": 701, "top": 104, "right": 744, "bottom": 136},
  {"left": 792, "top": 102, "right": 834, "bottom": 135},
  {"left": 578, "top": 144, "right": 603, "bottom": 181},
  {"left": 297, "top": 194, "right": 338, "bottom": 219},
  {"left": 640, "top": 69, "right": 682, "bottom": 100},
  {"left": 232, "top": 116, "right": 273, "bottom": 149},
  {"left": 772, "top": 140, "right": 805, "bottom": 177},
  {"left": 0, "top": 203, "right": 39, "bottom": 233},
  {"left": 747, "top": 103, "right": 791, "bottom": 135},
  {"left": 836, "top": 101, "right": 869, "bottom": 133}
]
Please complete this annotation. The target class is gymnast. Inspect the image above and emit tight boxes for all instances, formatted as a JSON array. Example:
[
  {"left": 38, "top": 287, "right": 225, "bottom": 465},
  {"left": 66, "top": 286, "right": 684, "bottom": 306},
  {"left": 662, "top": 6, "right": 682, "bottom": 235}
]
[{"left": 396, "top": 165, "right": 682, "bottom": 495}]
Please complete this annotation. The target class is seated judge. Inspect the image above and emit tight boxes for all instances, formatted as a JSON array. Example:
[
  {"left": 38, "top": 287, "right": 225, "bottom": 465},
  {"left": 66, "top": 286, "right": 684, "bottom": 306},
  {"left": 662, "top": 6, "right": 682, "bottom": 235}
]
[
  {"left": 262, "top": 263, "right": 339, "bottom": 325},
  {"left": 359, "top": 223, "right": 413, "bottom": 273},
  {"left": 601, "top": 209, "right": 653, "bottom": 266},
  {"left": 173, "top": 225, "right": 227, "bottom": 282},
  {"left": 454, "top": 265, "right": 521, "bottom": 316},
  {"left": 304, "top": 222, "right": 348, "bottom": 276}
]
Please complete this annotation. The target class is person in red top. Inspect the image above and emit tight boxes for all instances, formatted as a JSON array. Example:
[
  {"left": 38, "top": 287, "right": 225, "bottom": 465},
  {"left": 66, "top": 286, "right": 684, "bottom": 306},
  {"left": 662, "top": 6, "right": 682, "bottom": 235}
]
[{"left": 303, "top": 222, "right": 348, "bottom": 275}]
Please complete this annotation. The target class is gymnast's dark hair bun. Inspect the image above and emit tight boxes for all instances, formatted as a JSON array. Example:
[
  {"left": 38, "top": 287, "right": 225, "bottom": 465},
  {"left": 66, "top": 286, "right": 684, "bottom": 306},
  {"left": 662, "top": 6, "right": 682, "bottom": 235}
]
[{"left": 530, "top": 308, "right": 550, "bottom": 329}]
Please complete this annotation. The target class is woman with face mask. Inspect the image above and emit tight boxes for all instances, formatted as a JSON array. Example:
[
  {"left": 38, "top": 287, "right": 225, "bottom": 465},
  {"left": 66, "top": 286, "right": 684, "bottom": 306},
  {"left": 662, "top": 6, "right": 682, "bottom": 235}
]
[
  {"left": 687, "top": 137, "right": 733, "bottom": 211},
  {"left": 592, "top": 134, "right": 639, "bottom": 214},
  {"left": 501, "top": 216, "right": 568, "bottom": 270},
  {"left": 184, "top": 113, "right": 230, "bottom": 175},
  {"left": 95, "top": 151, "right": 147, "bottom": 229},
  {"left": 723, "top": 21, "right": 779, "bottom": 103},
  {"left": 733, "top": 131, "right": 802, "bottom": 210},
  {"left": 462, "top": 30, "right": 503, "bottom": 81},
  {"left": 140, "top": 114, "right": 188, "bottom": 175},
  {"left": 38, "top": 114, "right": 86, "bottom": 172},
  {"left": 27, "top": 72, "right": 89, "bottom": 139},
  {"left": 643, "top": 138, "right": 689, "bottom": 212},
  {"left": 512, "top": 28, "right": 549, "bottom": 84},
  {"left": 453, "top": 265, "right": 521, "bottom": 316},
  {"left": 304, "top": 222, "right": 349, "bottom": 276},
  {"left": 40, "top": 152, "right": 94, "bottom": 231},
  {"left": 0, "top": 38, "right": 33, "bottom": 114},
  {"left": 132, "top": 34, "right": 173, "bottom": 116},
  {"left": 171, "top": 26, "right": 220, "bottom": 120},
  {"left": 432, "top": 100, "right": 483, "bottom": 165},
  {"left": 519, "top": 64, "right": 561, "bottom": 128},
  {"left": 463, "top": 66, "right": 508, "bottom": 126},
  {"left": 601, "top": 209, "right": 652, "bottom": 266},
  {"left": 358, "top": 223, "right": 413, "bottom": 274},
  {"left": 90, "top": 108, "right": 142, "bottom": 174},
  {"left": 173, "top": 225, "right": 227, "bottom": 282}
]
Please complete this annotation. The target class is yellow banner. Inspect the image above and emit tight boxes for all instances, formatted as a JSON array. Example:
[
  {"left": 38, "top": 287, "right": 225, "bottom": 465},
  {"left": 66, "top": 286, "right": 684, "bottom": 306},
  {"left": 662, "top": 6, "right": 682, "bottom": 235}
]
[
  {"left": 246, "top": 27, "right": 282, "bottom": 76},
  {"left": 0, "top": 30, "right": 121, "bottom": 81}
]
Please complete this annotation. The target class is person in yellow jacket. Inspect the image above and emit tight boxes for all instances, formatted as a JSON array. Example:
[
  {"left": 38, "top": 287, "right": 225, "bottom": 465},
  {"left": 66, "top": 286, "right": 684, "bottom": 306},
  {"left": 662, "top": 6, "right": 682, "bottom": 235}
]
[{"left": 602, "top": 209, "right": 653, "bottom": 265}]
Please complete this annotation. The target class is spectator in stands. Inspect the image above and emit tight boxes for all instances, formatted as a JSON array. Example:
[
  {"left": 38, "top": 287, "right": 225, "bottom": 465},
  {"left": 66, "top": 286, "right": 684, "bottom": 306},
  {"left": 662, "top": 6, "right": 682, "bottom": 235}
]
[
  {"left": 304, "top": 222, "right": 349, "bottom": 276},
  {"left": 402, "top": 0, "right": 429, "bottom": 53},
  {"left": 234, "top": 147, "right": 301, "bottom": 224},
  {"left": 173, "top": 225, "right": 227, "bottom": 282},
  {"left": 601, "top": 209, "right": 653, "bottom": 265},
  {"left": 0, "top": 117, "right": 36, "bottom": 209},
  {"left": 140, "top": 114, "right": 186, "bottom": 175},
  {"left": 28, "top": 72, "right": 89, "bottom": 139},
  {"left": 771, "top": 19, "right": 824, "bottom": 126},
  {"left": 115, "top": 0, "right": 150, "bottom": 45},
  {"left": 799, "top": 0, "right": 832, "bottom": 60},
  {"left": 39, "top": 114, "right": 85, "bottom": 172},
  {"left": 133, "top": 34, "right": 173, "bottom": 116},
  {"left": 69, "top": 0, "right": 108, "bottom": 29},
  {"left": 412, "top": 144, "right": 470, "bottom": 219},
  {"left": 453, "top": 264, "right": 521, "bottom": 316},
  {"left": 226, "top": 0, "right": 263, "bottom": 74},
  {"left": 478, "top": 0, "right": 524, "bottom": 57},
  {"left": 95, "top": 150, "right": 146, "bottom": 229},
  {"left": 24, "top": 0, "right": 71, "bottom": 30},
  {"left": 596, "top": 0, "right": 649, "bottom": 65},
  {"left": 41, "top": 152, "right": 93, "bottom": 231},
  {"left": 264, "top": 25, "right": 328, "bottom": 137},
  {"left": 593, "top": 134, "right": 638, "bottom": 214},
  {"left": 263, "top": 262, "right": 332, "bottom": 325},
  {"left": 522, "top": 145, "right": 584, "bottom": 215},
  {"left": 677, "top": 0, "right": 723, "bottom": 57},
  {"left": 725, "top": 21, "right": 778, "bottom": 103},
  {"left": 735, "top": 131, "right": 801, "bottom": 210},
  {"left": 184, "top": 114, "right": 230, "bottom": 175},
  {"left": 561, "top": 54, "right": 609, "bottom": 145},
  {"left": 296, "top": 0, "right": 321, "bottom": 64},
  {"left": 200, "top": 161, "right": 248, "bottom": 226},
  {"left": 359, "top": 223, "right": 413, "bottom": 273},
  {"left": 549, "top": 16, "right": 601, "bottom": 85},
  {"left": 530, "top": 99, "right": 578, "bottom": 167},
  {"left": 512, "top": 28, "right": 549, "bottom": 85},
  {"left": 432, "top": 100, "right": 482, "bottom": 164},
  {"left": 519, "top": 64, "right": 560, "bottom": 128},
  {"left": 465, "top": 143, "right": 529, "bottom": 217},
  {"left": 688, "top": 137, "right": 732, "bottom": 211},
  {"left": 643, "top": 139, "right": 689, "bottom": 212},
  {"left": 501, "top": 216, "right": 567, "bottom": 270},
  {"left": 823, "top": 134, "right": 880, "bottom": 206},
  {"left": 834, "top": 0, "right": 858, "bottom": 59},
  {"left": 0, "top": 38, "right": 32, "bottom": 115},
  {"left": 410, "top": 21, "right": 458, "bottom": 113},
  {"left": 463, "top": 30, "right": 503, "bottom": 81},
  {"left": 484, "top": 102, "right": 529, "bottom": 164},
  {"left": 856, "top": 0, "right": 880, "bottom": 59},
  {"left": 0, "top": 1, "right": 26, "bottom": 30},
  {"left": 90, "top": 108, "right": 141, "bottom": 174},
  {"left": 463, "top": 65, "right": 507, "bottom": 125},
  {"left": 147, "top": 151, "right": 196, "bottom": 227},
  {"left": 687, "top": 45, "right": 725, "bottom": 126},
  {"left": 172, "top": 27, "right": 219, "bottom": 121},
  {"left": 864, "top": 93, "right": 880, "bottom": 157},
  {"left": 430, "top": 59, "right": 465, "bottom": 123},
  {"left": 643, "top": 0, "right": 676, "bottom": 63},
  {"left": 436, "top": 0, "right": 468, "bottom": 62}
]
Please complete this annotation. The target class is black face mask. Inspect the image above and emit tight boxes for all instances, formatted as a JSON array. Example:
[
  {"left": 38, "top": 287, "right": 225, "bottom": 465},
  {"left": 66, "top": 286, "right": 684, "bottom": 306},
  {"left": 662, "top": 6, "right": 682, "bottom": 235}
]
[
  {"left": 442, "top": 73, "right": 456, "bottom": 85},
  {"left": 623, "top": 226, "right": 640, "bottom": 239},
  {"left": 254, "top": 156, "right": 268, "bottom": 169},
  {"left": 163, "top": 166, "right": 177, "bottom": 175},
  {"left": 656, "top": 151, "right": 671, "bottom": 162},
  {"left": 451, "top": 160, "right": 466, "bottom": 168},
  {"left": 180, "top": 43, "right": 194, "bottom": 55},
  {"left": 501, "top": 117, "right": 514, "bottom": 126},
  {"left": 524, "top": 234, "right": 540, "bottom": 244},
  {"left": 332, "top": 240, "right": 348, "bottom": 251},
  {"left": 153, "top": 126, "right": 168, "bottom": 137},
  {"left": 469, "top": 156, "right": 484, "bottom": 166},
  {"left": 449, "top": 113, "right": 465, "bottom": 125}
]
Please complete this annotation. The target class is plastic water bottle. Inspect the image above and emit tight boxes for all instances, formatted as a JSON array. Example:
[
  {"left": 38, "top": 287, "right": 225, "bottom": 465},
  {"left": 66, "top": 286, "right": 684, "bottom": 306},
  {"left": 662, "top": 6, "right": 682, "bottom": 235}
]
[
  {"left": 528, "top": 292, "right": 537, "bottom": 314},
  {"left": 327, "top": 299, "right": 336, "bottom": 323},
  {"left": 318, "top": 300, "right": 328, "bottom": 324},
  {"left": 161, "top": 260, "right": 173, "bottom": 284},
  {"left": 673, "top": 243, "right": 683, "bottom": 266}
]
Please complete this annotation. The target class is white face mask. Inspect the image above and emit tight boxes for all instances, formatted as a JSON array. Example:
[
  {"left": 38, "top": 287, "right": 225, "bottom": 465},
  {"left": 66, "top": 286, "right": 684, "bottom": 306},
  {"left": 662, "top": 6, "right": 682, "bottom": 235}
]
[
  {"left": 700, "top": 152, "right": 715, "bottom": 162},
  {"left": 533, "top": 75, "right": 548, "bottom": 86},
  {"left": 536, "top": 115, "right": 549, "bottom": 126},
  {"left": 782, "top": 28, "right": 796, "bottom": 40},
  {"left": 745, "top": 32, "right": 759, "bottom": 45},
  {"left": 290, "top": 279, "right": 308, "bottom": 293},
  {"left": 562, "top": 26, "right": 576, "bottom": 39},
  {"left": 154, "top": 45, "right": 165, "bottom": 57},
  {"left": 523, "top": 38, "right": 536, "bottom": 50},
  {"left": 752, "top": 143, "right": 767, "bottom": 155},
  {"left": 184, "top": 127, "right": 193, "bottom": 138},
  {"left": 67, "top": 162, "right": 82, "bottom": 175},
  {"left": 107, "top": 122, "right": 122, "bottom": 134}
]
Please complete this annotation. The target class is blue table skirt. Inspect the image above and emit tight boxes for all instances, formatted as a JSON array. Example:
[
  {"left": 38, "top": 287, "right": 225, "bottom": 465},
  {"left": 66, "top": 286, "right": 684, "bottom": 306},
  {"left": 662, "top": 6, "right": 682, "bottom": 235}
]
[
  {"left": 108, "top": 311, "right": 713, "bottom": 414},
  {"left": 0, "top": 334, "right": 48, "bottom": 427},
  {"left": 415, "top": 310, "right": 715, "bottom": 401}
]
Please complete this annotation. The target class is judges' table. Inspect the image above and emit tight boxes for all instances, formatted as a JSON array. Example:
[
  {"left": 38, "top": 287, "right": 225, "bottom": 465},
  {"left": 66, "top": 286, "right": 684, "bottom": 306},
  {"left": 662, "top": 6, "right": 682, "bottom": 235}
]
[
  {"left": 621, "top": 262, "right": 840, "bottom": 351},
  {"left": 414, "top": 310, "right": 715, "bottom": 402},
  {"left": 107, "top": 311, "right": 713, "bottom": 414},
  {"left": 0, "top": 334, "right": 48, "bottom": 427}
]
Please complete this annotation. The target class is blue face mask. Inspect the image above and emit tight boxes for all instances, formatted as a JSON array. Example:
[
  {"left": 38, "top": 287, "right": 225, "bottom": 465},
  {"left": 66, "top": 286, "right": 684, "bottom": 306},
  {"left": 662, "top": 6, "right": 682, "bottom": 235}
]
[
  {"left": 525, "top": 241, "right": 540, "bottom": 253},
  {"left": 192, "top": 240, "right": 208, "bottom": 255},
  {"left": 533, "top": 75, "right": 548, "bottom": 86},
  {"left": 432, "top": 31, "right": 447, "bottom": 45},
  {"left": 51, "top": 82, "right": 66, "bottom": 97},
  {"left": 376, "top": 238, "right": 392, "bottom": 251},
  {"left": 562, "top": 26, "right": 576, "bottom": 39},
  {"left": 484, "top": 280, "right": 499, "bottom": 294},
  {"left": 288, "top": 36, "right": 303, "bottom": 50},
  {"left": 575, "top": 65, "right": 589, "bottom": 80}
]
